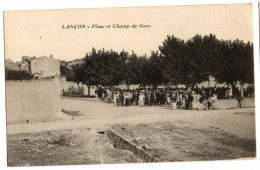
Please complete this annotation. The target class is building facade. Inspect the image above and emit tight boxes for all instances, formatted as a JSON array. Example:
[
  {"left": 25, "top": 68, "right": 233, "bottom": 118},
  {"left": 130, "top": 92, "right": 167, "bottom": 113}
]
[{"left": 30, "top": 56, "right": 60, "bottom": 78}]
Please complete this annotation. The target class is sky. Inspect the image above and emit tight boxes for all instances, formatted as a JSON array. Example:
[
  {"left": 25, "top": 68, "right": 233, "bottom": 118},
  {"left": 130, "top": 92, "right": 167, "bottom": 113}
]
[{"left": 4, "top": 4, "right": 253, "bottom": 62}]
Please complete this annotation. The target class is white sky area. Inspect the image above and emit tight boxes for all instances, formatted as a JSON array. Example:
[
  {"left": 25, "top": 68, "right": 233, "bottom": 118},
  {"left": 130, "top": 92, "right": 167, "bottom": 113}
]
[{"left": 4, "top": 4, "right": 253, "bottom": 62}]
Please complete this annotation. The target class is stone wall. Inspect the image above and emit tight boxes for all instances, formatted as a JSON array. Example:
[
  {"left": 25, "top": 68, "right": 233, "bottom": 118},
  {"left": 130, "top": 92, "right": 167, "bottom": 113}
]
[
  {"left": 107, "top": 129, "right": 159, "bottom": 163},
  {"left": 5, "top": 77, "right": 61, "bottom": 124}
]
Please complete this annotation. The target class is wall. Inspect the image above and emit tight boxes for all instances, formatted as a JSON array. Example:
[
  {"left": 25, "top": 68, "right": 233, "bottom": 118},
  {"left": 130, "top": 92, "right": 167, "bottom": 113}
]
[
  {"left": 107, "top": 129, "right": 159, "bottom": 162},
  {"left": 5, "top": 77, "right": 61, "bottom": 124}
]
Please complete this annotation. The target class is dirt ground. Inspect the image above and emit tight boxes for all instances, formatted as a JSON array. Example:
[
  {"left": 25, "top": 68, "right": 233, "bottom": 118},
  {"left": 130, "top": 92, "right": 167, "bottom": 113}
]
[
  {"left": 7, "top": 98, "right": 256, "bottom": 166},
  {"left": 111, "top": 120, "right": 256, "bottom": 162},
  {"left": 7, "top": 128, "right": 142, "bottom": 166}
]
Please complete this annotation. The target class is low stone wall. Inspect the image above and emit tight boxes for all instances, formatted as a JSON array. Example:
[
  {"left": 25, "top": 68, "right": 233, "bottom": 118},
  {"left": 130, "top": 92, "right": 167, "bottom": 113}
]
[{"left": 106, "top": 129, "right": 159, "bottom": 163}]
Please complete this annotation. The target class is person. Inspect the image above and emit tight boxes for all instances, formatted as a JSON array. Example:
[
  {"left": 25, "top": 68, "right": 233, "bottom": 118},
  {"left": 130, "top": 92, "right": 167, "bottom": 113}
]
[
  {"left": 211, "top": 93, "right": 217, "bottom": 109},
  {"left": 193, "top": 93, "right": 201, "bottom": 110},
  {"left": 107, "top": 90, "right": 112, "bottom": 103},
  {"left": 117, "top": 92, "right": 120, "bottom": 106},
  {"left": 156, "top": 90, "right": 160, "bottom": 105},
  {"left": 236, "top": 92, "right": 243, "bottom": 108},
  {"left": 135, "top": 91, "right": 139, "bottom": 105},
  {"left": 188, "top": 91, "right": 194, "bottom": 110},
  {"left": 150, "top": 91, "right": 155, "bottom": 106},
  {"left": 184, "top": 93, "right": 189, "bottom": 109},
  {"left": 119, "top": 91, "right": 124, "bottom": 106},
  {"left": 102, "top": 91, "right": 105, "bottom": 101},
  {"left": 207, "top": 92, "right": 213, "bottom": 110},
  {"left": 125, "top": 90, "right": 130, "bottom": 106},
  {"left": 139, "top": 91, "right": 145, "bottom": 107},
  {"left": 228, "top": 87, "right": 233, "bottom": 99},
  {"left": 113, "top": 91, "right": 117, "bottom": 105},
  {"left": 225, "top": 88, "right": 229, "bottom": 99},
  {"left": 131, "top": 90, "right": 136, "bottom": 105},
  {"left": 95, "top": 89, "right": 98, "bottom": 98},
  {"left": 177, "top": 93, "right": 182, "bottom": 109},
  {"left": 160, "top": 91, "right": 166, "bottom": 105},
  {"left": 171, "top": 93, "right": 177, "bottom": 110},
  {"left": 166, "top": 93, "right": 171, "bottom": 105}
]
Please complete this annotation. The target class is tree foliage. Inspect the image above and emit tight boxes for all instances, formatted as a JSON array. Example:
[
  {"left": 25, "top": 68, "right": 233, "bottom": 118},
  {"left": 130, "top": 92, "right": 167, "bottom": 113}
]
[
  {"left": 5, "top": 69, "right": 33, "bottom": 80},
  {"left": 60, "top": 66, "right": 75, "bottom": 81},
  {"left": 72, "top": 34, "right": 254, "bottom": 91}
]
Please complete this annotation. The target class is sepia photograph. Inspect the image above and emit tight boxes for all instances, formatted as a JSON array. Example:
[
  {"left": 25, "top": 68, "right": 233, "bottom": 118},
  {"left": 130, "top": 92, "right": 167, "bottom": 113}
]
[{"left": 4, "top": 4, "right": 256, "bottom": 167}]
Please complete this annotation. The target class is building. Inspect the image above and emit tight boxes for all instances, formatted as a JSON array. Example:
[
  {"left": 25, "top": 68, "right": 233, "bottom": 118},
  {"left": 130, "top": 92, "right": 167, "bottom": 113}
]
[
  {"left": 5, "top": 59, "right": 15, "bottom": 70},
  {"left": 15, "top": 61, "right": 29, "bottom": 72},
  {"left": 5, "top": 55, "right": 60, "bottom": 79},
  {"left": 22, "top": 56, "right": 36, "bottom": 62},
  {"left": 5, "top": 58, "right": 29, "bottom": 72},
  {"left": 30, "top": 55, "right": 60, "bottom": 78}
]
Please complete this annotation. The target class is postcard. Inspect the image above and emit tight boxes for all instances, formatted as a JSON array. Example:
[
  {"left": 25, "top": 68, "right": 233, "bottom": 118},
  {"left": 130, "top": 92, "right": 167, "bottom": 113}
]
[{"left": 4, "top": 4, "right": 255, "bottom": 166}]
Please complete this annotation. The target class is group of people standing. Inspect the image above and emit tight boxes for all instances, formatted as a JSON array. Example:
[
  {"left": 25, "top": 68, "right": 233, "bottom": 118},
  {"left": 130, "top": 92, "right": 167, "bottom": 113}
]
[{"left": 95, "top": 87, "right": 219, "bottom": 110}]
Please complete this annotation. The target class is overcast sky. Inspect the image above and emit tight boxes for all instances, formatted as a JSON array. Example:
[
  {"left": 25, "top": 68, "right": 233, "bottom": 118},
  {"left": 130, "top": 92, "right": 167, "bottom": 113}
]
[{"left": 4, "top": 4, "right": 253, "bottom": 62}]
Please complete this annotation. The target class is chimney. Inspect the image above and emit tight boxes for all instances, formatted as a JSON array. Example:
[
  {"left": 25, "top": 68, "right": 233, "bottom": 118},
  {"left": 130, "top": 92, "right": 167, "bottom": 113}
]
[{"left": 50, "top": 54, "right": 53, "bottom": 58}]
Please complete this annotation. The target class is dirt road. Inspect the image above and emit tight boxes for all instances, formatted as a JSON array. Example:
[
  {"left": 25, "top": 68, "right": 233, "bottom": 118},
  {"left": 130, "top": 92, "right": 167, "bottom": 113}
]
[{"left": 7, "top": 98, "right": 255, "bottom": 140}]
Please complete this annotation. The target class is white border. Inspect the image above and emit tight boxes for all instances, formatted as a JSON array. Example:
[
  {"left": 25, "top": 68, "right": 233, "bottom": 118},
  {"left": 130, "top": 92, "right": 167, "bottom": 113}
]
[{"left": 0, "top": 1, "right": 259, "bottom": 170}]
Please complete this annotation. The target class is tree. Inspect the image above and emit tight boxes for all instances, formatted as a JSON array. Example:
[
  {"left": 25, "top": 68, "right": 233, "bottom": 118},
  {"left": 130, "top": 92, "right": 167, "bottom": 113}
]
[
  {"left": 123, "top": 51, "right": 142, "bottom": 88},
  {"left": 144, "top": 51, "right": 165, "bottom": 88},
  {"left": 212, "top": 39, "right": 254, "bottom": 89},
  {"left": 159, "top": 34, "right": 254, "bottom": 90},
  {"left": 186, "top": 34, "right": 217, "bottom": 85},
  {"left": 94, "top": 48, "right": 125, "bottom": 86},
  {"left": 60, "top": 66, "right": 75, "bottom": 81},
  {"left": 73, "top": 48, "right": 128, "bottom": 95},
  {"left": 72, "top": 35, "right": 254, "bottom": 94},
  {"left": 159, "top": 35, "right": 194, "bottom": 87},
  {"left": 76, "top": 48, "right": 100, "bottom": 96}
]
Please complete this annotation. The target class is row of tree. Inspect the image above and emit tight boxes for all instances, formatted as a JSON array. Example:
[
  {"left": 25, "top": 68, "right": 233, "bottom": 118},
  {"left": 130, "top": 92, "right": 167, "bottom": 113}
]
[{"left": 63, "top": 34, "right": 254, "bottom": 96}]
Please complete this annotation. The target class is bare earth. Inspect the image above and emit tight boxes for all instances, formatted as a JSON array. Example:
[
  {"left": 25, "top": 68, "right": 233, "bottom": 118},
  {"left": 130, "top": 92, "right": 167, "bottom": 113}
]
[
  {"left": 111, "top": 121, "right": 255, "bottom": 162},
  {"left": 7, "top": 98, "right": 256, "bottom": 166}
]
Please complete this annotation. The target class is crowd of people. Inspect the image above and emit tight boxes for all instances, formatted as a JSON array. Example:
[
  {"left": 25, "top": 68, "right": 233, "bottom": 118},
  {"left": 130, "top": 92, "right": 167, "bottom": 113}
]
[{"left": 94, "top": 86, "right": 246, "bottom": 110}]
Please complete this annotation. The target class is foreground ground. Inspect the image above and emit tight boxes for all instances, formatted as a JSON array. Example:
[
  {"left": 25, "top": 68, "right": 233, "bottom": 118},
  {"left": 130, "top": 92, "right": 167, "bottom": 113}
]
[
  {"left": 7, "top": 98, "right": 256, "bottom": 166},
  {"left": 7, "top": 128, "right": 142, "bottom": 166},
  {"left": 111, "top": 121, "right": 255, "bottom": 162}
]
